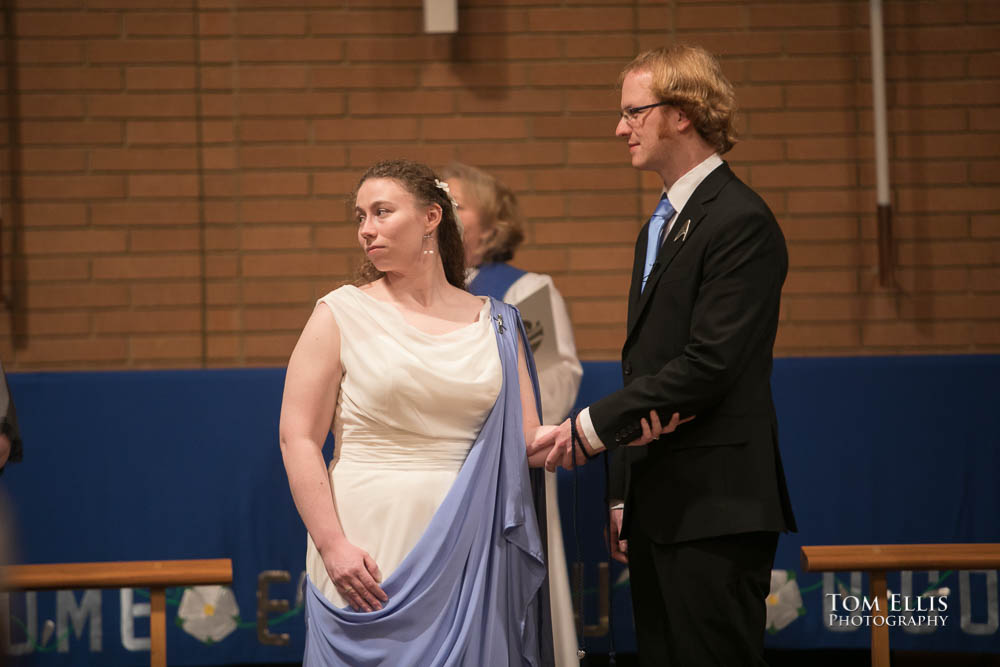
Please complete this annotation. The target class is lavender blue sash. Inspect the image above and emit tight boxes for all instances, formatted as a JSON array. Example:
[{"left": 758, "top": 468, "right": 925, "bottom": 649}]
[{"left": 303, "top": 299, "right": 547, "bottom": 666}]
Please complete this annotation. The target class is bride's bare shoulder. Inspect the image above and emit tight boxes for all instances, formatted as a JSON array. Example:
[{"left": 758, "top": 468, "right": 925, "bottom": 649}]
[{"left": 450, "top": 287, "right": 487, "bottom": 310}]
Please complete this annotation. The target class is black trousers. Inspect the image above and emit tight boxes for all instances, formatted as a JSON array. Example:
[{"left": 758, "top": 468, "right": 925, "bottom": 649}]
[{"left": 627, "top": 529, "right": 779, "bottom": 667}]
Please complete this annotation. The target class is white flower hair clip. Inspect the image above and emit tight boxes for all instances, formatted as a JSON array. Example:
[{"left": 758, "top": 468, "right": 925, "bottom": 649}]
[{"left": 434, "top": 178, "right": 463, "bottom": 237}]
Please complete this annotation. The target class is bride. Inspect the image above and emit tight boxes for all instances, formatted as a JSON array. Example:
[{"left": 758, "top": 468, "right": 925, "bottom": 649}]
[{"left": 279, "top": 159, "right": 557, "bottom": 665}]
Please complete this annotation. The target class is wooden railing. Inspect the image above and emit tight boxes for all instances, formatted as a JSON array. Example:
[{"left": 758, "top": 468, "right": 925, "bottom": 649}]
[
  {"left": 0, "top": 558, "right": 233, "bottom": 667},
  {"left": 801, "top": 544, "right": 1000, "bottom": 667}
]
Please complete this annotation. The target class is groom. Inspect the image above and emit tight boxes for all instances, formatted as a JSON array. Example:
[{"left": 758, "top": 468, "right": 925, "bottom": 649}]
[{"left": 534, "top": 45, "right": 796, "bottom": 666}]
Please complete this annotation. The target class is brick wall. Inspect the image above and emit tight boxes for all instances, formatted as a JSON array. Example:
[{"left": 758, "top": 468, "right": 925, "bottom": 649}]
[{"left": 0, "top": 0, "right": 997, "bottom": 369}]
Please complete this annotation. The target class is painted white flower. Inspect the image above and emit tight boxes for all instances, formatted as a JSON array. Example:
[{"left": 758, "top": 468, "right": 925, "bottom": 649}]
[
  {"left": 177, "top": 585, "right": 240, "bottom": 644},
  {"left": 766, "top": 570, "right": 804, "bottom": 633}
]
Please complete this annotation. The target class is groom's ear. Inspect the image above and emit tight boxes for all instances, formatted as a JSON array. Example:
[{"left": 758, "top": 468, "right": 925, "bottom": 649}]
[{"left": 674, "top": 107, "right": 692, "bottom": 132}]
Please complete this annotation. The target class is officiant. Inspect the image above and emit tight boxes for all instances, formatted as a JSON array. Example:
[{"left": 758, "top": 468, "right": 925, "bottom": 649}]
[{"left": 441, "top": 162, "right": 582, "bottom": 667}]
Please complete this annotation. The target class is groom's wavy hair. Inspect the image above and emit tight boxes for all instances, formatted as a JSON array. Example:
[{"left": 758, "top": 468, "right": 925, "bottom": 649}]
[
  {"left": 352, "top": 159, "right": 466, "bottom": 290},
  {"left": 620, "top": 44, "right": 738, "bottom": 155}
]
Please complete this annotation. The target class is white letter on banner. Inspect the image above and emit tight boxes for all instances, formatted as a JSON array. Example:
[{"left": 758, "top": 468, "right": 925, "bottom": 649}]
[
  {"left": 0, "top": 592, "right": 36, "bottom": 655},
  {"left": 823, "top": 572, "right": 864, "bottom": 632},
  {"left": 120, "top": 589, "right": 150, "bottom": 651},
  {"left": 960, "top": 570, "right": 999, "bottom": 636},
  {"left": 56, "top": 589, "right": 102, "bottom": 652}
]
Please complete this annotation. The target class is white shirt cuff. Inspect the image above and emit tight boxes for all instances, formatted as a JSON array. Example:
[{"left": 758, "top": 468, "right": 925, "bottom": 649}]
[{"left": 578, "top": 407, "right": 606, "bottom": 454}]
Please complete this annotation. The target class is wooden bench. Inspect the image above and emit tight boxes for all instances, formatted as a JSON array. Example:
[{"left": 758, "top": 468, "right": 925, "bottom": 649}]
[
  {"left": 0, "top": 558, "right": 233, "bottom": 667},
  {"left": 801, "top": 544, "right": 1000, "bottom": 667}
]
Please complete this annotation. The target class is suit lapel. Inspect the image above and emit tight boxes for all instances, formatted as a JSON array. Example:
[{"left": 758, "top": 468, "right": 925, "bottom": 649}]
[
  {"left": 626, "top": 221, "right": 650, "bottom": 331},
  {"left": 624, "top": 163, "right": 735, "bottom": 343}
]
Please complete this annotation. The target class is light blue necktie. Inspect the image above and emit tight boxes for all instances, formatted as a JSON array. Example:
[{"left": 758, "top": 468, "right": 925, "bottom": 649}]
[{"left": 641, "top": 194, "right": 675, "bottom": 292}]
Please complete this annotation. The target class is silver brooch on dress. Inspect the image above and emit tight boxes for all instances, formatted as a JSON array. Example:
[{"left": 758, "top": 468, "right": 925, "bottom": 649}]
[{"left": 494, "top": 314, "right": 505, "bottom": 334}]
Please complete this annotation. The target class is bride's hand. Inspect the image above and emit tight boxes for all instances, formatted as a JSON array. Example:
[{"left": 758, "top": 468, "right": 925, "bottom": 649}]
[
  {"left": 322, "top": 538, "right": 387, "bottom": 612},
  {"left": 527, "top": 425, "right": 558, "bottom": 468}
]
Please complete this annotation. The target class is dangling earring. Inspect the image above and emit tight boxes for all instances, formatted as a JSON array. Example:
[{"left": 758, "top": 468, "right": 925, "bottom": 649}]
[{"left": 422, "top": 233, "right": 436, "bottom": 255}]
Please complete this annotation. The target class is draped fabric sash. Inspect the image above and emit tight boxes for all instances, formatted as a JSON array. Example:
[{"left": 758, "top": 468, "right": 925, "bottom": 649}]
[
  {"left": 303, "top": 299, "right": 547, "bottom": 666},
  {"left": 468, "top": 262, "right": 526, "bottom": 299}
]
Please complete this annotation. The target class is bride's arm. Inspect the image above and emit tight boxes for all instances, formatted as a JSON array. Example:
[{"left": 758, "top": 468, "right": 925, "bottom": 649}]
[
  {"left": 279, "top": 303, "right": 386, "bottom": 612},
  {"left": 516, "top": 332, "right": 557, "bottom": 467}
]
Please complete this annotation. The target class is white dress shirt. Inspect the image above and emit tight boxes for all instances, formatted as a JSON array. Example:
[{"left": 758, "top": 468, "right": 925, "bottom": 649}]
[{"left": 579, "top": 153, "right": 724, "bottom": 455}]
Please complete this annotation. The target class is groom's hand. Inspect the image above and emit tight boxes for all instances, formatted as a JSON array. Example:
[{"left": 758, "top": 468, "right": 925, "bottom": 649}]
[
  {"left": 530, "top": 411, "right": 695, "bottom": 470},
  {"left": 607, "top": 506, "right": 628, "bottom": 564},
  {"left": 534, "top": 417, "right": 591, "bottom": 472},
  {"left": 624, "top": 411, "right": 694, "bottom": 447},
  {"left": 545, "top": 419, "right": 574, "bottom": 472}
]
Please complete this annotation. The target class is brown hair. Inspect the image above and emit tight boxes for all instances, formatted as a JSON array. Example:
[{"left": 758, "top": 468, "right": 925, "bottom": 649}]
[
  {"left": 438, "top": 162, "right": 525, "bottom": 264},
  {"left": 352, "top": 159, "right": 466, "bottom": 289},
  {"left": 619, "top": 44, "right": 738, "bottom": 154}
]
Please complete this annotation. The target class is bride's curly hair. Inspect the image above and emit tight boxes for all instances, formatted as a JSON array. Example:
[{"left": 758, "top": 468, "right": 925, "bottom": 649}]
[{"left": 352, "top": 159, "right": 466, "bottom": 290}]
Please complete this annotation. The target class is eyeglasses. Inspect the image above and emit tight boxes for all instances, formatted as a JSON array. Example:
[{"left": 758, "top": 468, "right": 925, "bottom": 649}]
[{"left": 619, "top": 101, "right": 672, "bottom": 124}]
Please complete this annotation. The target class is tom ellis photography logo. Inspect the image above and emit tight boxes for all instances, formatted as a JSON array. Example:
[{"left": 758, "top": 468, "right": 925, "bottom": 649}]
[{"left": 827, "top": 591, "right": 950, "bottom": 628}]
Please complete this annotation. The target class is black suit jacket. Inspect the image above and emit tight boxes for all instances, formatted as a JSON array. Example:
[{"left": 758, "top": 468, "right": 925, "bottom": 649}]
[{"left": 590, "top": 162, "right": 796, "bottom": 545}]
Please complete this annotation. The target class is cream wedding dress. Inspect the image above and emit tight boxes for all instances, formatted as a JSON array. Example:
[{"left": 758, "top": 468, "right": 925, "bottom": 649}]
[{"left": 305, "top": 285, "right": 502, "bottom": 607}]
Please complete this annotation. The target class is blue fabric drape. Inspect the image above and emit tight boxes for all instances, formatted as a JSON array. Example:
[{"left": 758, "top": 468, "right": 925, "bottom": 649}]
[
  {"left": 303, "top": 299, "right": 547, "bottom": 666},
  {"left": 468, "top": 262, "right": 526, "bottom": 299}
]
